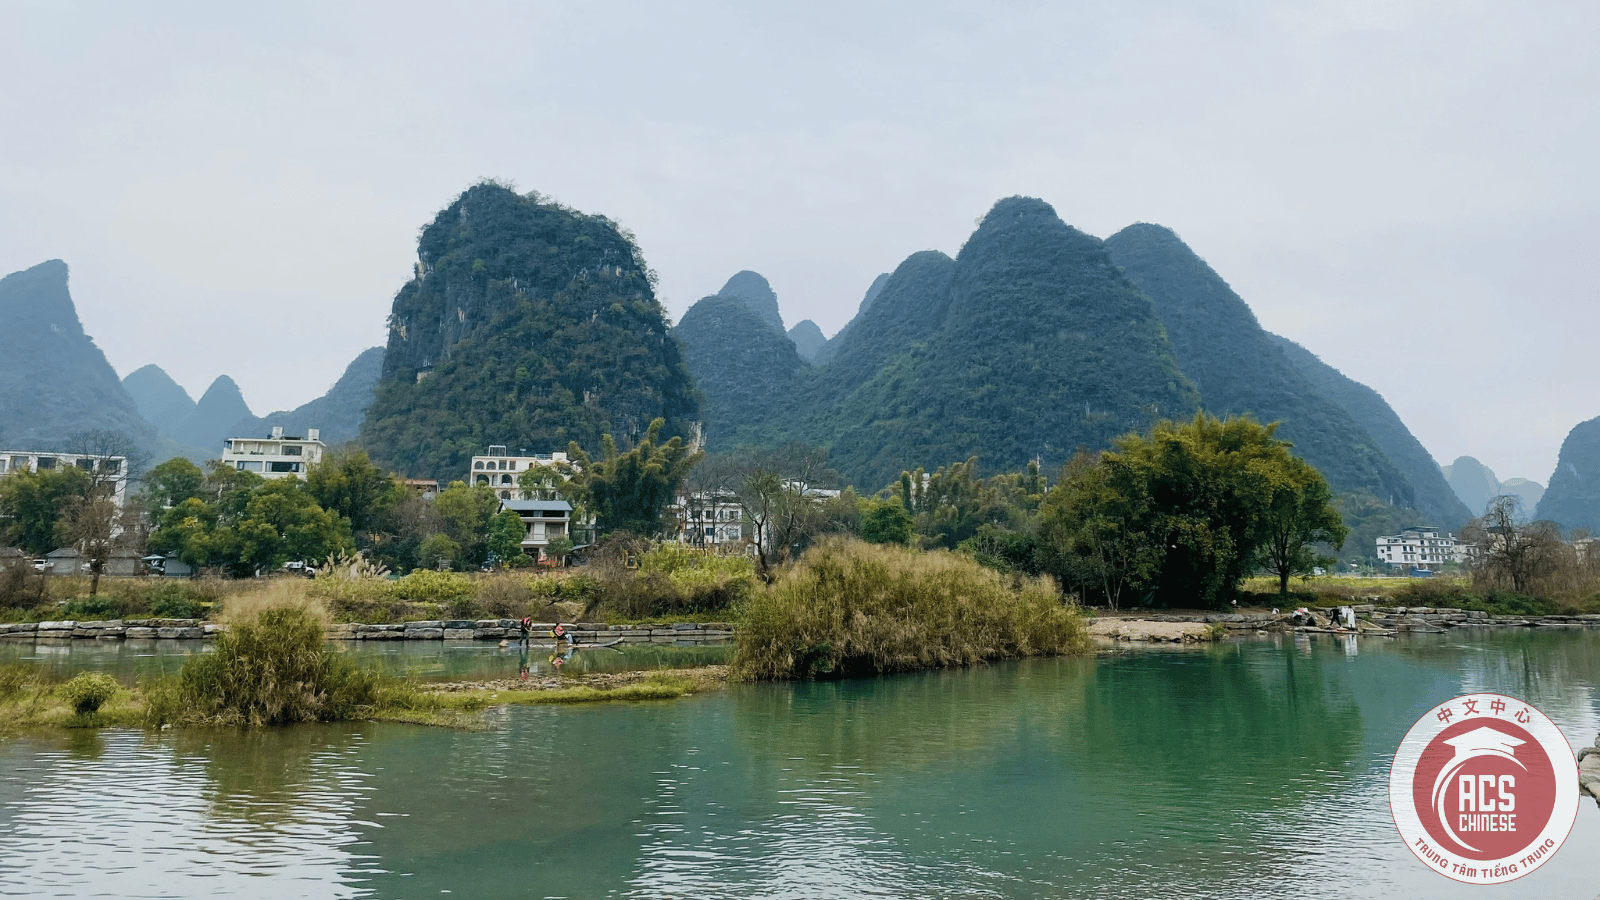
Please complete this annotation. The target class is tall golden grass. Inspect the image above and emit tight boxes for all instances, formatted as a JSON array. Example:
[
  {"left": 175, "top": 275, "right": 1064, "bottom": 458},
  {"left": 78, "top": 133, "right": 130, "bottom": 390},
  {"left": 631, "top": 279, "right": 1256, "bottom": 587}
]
[{"left": 733, "top": 538, "right": 1089, "bottom": 680}]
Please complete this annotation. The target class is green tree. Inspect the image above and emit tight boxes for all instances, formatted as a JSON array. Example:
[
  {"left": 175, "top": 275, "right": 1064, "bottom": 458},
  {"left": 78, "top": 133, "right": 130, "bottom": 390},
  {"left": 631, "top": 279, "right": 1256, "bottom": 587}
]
[
  {"left": 0, "top": 466, "right": 93, "bottom": 555},
  {"left": 432, "top": 480, "right": 501, "bottom": 567},
  {"left": 140, "top": 458, "right": 206, "bottom": 520},
  {"left": 567, "top": 418, "right": 701, "bottom": 537},
  {"left": 859, "top": 499, "right": 914, "bottom": 545},
  {"left": 147, "top": 469, "right": 350, "bottom": 577},
  {"left": 1038, "top": 452, "right": 1160, "bottom": 609},
  {"left": 1256, "top": 456, "right": 1349, "bottom": 595},
  {"left": 1041, "top": 415, "right": 1336, "bottom": 610},
  {"left": 486, "top": 509, "right": 528, "bottom": 566},
  {"left": 304, "top": 450, "right": 399, "bottom": 539}
]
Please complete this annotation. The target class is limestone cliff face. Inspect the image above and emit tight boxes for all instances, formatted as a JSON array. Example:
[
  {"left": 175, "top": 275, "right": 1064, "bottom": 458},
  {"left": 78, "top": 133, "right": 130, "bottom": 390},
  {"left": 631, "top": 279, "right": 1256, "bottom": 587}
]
[
  {"left": 362, "top": 183, "right": 699, "bottom": 481},
  {"left": 0, "top": 260, "right": 171, "bottom": 458}
]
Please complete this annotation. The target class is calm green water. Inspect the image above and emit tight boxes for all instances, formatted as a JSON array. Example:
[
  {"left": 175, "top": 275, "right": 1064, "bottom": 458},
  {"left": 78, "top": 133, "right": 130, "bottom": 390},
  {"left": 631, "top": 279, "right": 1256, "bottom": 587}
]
[{"left": 1, "top": 629, "right": 1596, "bottom": 899}]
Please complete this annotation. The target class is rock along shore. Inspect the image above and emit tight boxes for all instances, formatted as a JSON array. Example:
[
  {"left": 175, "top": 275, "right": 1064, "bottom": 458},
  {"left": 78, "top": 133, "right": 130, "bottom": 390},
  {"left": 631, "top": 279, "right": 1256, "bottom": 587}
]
[{"left": 1087, "top": 606, "right": 1600, "bottom": 642}]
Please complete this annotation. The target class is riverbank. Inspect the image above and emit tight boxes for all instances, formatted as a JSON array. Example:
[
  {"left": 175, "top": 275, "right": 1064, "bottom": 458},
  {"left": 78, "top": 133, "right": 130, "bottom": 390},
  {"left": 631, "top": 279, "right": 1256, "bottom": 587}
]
[{"left": 1085, "top": 605, "right": 1600, "bottom": 641}]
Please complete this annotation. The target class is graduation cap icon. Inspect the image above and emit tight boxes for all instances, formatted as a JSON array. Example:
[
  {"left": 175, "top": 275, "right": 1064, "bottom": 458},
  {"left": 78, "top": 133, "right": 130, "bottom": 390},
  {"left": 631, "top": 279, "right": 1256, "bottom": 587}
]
[{"left": 1431, "top": 725, "right": 1528, "bottom": 853}]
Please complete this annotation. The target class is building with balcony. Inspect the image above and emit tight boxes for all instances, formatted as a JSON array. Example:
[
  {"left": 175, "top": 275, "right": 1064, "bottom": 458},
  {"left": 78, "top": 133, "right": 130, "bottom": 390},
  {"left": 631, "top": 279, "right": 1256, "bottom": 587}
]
[
  {"left": 499, "top": 498, "right": 575, "bottom": 560},
  {"left": 221, "top": 426, "right": 326, "bottom": 479},
  {"left": 1376, "top": 526, "right": 1470, "bottom": 570},
  {"left": 0, "top": 449, "right": 129, "bottom": 506},
  {"left": 667, "top": 490, "right": 745, "bottom": 548},
  {"left": 470, "top": 445, "right": 575, "bottom": 500}
]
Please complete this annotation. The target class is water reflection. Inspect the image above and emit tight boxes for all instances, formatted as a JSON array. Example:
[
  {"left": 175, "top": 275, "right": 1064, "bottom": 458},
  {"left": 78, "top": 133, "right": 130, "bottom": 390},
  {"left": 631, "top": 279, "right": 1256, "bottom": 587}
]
[
  {"left": 0, "top": 726, "right": 376, "bottom": 897},
  {"left": 0, "top": 629, "right": 1595, "bottom": 899}
]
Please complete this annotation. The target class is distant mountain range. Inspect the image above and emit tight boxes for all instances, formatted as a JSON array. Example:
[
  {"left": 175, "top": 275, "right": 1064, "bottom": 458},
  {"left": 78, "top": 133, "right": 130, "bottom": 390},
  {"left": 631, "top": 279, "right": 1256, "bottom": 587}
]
[
  {"left": 675, "top": 197, "right": 1494, "bottom": 542},
  {"left": 0, "top": 261, "right": 189, "bottom": 465},
  {"left": 13, "top": 185, "right": 1581, "bottom": 546}
]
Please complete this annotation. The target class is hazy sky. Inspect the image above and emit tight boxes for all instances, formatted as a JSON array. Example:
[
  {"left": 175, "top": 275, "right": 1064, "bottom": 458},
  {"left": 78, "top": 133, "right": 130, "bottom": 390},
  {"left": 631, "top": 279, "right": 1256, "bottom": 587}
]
[{"left": 3, "top": 0, "right": 1595, "bottom": 488}]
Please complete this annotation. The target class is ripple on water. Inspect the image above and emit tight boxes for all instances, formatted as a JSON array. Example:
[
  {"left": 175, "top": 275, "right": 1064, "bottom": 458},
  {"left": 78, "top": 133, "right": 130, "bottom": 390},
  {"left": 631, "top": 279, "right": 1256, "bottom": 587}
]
[{"left": 0, "top": 728, "right": 381, "bottom": 898}]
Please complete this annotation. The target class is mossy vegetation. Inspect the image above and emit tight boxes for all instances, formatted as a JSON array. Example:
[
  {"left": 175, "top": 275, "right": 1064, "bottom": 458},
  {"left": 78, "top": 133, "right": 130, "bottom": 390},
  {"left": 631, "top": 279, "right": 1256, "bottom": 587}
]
[{"left": 733, "top": 538, "right": 1089, "bottom": 680}]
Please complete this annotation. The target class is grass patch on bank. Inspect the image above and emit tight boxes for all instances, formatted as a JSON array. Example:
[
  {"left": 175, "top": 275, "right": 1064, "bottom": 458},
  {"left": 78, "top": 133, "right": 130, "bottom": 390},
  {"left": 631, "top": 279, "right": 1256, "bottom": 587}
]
[{"left": 733, "top": 538, "right": 1089, "bottom": 681}]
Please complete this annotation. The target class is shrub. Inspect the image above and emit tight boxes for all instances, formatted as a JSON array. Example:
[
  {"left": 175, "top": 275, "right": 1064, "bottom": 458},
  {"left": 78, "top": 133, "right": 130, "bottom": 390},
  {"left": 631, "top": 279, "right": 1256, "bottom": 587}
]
[
  {"left": 391, "top": 570, "right": 475, "bottom": 603},
  {"left": 145, "top": 605, "right": 379, "bottom": 727},
  {"left": 442, "top": 597, "right": 485, "bottom": 620},
  {"left": 733, "top": 537, "right": 1089, "bottom": 680},
  {"left": 60, "top": 595, "right": 128, "bottom": 620},
  {"left": 476, "top": 574, "right": 534, "bottom": 618},
  {"left": 61, "top": 672, "right": 118, "bottom": 715}
]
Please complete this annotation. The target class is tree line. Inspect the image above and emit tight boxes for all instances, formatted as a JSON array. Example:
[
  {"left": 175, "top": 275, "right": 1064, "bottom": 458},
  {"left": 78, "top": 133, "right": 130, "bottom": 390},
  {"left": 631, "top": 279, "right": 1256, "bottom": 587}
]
[{"left": 3, "top": 416, "right": 1357, "bottom": 609}]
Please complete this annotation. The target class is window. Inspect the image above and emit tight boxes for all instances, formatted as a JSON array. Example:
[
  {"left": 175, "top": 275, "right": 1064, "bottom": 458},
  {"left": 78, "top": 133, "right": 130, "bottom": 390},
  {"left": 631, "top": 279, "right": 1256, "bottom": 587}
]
[
  {"left": 36, "top": 457, "right": 54, "bottom": 469},
  {"left": 76, "top": 458, "right": 95, "bottom": 471},
  {"left": 237, "top": 460, "right": 263, "bottom": 472},
  {"left": 475, "top": 461, "right": 484, "bottom": 470},
  {"left": 476, "top": 475, "right": 489, "bottom": 485},
  {"left": 269, "top": 461, "right": 301, "bottom": 473},
  {"left": 283, "top": 446, "right": 302, "bottom": 456},
  {"left": 102, "top": 459, "right": 119, "bottom": 474},
  {"left": 500, "top": 474, "right": 513, "bottom": 485}
]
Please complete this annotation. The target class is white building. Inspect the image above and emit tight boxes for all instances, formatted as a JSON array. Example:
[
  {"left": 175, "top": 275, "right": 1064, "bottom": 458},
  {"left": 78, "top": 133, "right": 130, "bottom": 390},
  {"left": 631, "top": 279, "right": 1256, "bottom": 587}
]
[
  {"left": 499, "top": 498, "right": 574, "bottom": 560},
  {"left": 221, "top": 427, "right": 326, "bottom": 478},
  {"left": 0, "top": 449, "right": 129, "bottom": 506},
  {"left": 668, "top": 490, "right": 745, "bottom": 548},
  {"left": 470, "top": 445, "right": 574, "bottom": 500},
  {"left": 1376, "top": 526, "right": 1470, "bottom": 570}
]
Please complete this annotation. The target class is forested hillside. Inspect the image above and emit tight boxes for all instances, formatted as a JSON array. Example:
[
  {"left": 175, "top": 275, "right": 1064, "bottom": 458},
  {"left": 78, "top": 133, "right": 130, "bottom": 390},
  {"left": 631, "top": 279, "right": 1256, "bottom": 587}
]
[
  {"left": 1537, "top": 416, "right": 1600, "bottom": 530},
  {"left": 1267, "top": 334, "right": 1471, "bottom": 530},
  {"left": 813, "top": 273, "right": 888, "bottom": 364},
  {"left": 674, "top": 296, "right": 805, "bottom": 448},
  {"left": 361, "top": 182, "right": 699, "bottom": 481},
  {"left": 794, "top": 197, "right": 1200, "bottom": 489},
  {"left": 1105, "top": 224, "right": 1417, "bottom": 514}
]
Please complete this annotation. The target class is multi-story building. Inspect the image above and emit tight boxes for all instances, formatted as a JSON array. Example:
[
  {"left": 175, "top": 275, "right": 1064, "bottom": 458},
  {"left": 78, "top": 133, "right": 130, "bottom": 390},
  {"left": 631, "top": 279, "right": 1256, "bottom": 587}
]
[
  {"left": 470, "top": 445, "right": 574, "bottom": 500},
  {"left": 1376, "top": 526, "right": 1470, "bottom": 570},
  {"left": 0, "top": 449, "right": 129, "bottom": 506},
  {"left": 221, "top": 427, "right": 326, "bottom": 478},
  {"left": 499, "top": 498, "right": 575, "bottom": 561},
  {"left": 668, "top": 490, "right": 745, "bottom": 548}
]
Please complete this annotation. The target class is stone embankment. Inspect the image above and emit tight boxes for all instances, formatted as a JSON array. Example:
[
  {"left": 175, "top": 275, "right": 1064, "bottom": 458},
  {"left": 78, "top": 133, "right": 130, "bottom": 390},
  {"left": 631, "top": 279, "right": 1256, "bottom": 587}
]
[
  {"left": 1088, "top": 605, "right": 1600, "bottom": 642},
  {"left": 327, "top": 620, "right": 734, "bottom": 645},
  {"left": 0, "top": 619, "right": 215, "bottom": 640},
  {"left": 0, "top": 619, "right": 734, "bottom": 645}
]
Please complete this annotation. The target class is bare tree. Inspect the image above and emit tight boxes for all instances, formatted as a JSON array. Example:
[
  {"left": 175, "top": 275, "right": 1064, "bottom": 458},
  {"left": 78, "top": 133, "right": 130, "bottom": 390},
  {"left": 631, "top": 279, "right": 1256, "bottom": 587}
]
[
  {"left": 58, "top": 430, "right": 150, "bottom": 595},
  {"left": 1463, "top": 495, "right": 1567, "bottom": 594}
]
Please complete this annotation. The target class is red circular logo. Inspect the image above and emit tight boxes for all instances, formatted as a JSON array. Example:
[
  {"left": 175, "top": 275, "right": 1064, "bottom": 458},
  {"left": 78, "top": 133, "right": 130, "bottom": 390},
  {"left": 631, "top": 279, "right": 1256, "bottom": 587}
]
[{"left": 1390, "top": 693, "right": 1579, "bottom": 884}]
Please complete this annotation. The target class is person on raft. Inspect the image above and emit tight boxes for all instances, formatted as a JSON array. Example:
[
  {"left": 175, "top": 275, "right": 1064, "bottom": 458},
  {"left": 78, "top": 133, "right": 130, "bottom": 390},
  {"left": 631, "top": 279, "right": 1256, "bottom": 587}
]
[{"left": 519, "top": 616, "right": 533, "bottom": 645}]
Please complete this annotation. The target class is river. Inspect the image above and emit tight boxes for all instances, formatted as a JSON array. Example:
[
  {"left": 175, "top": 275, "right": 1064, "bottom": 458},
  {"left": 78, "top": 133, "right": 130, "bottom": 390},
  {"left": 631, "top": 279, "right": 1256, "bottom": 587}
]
[{"left": 0, "top": 628, "right": 1595, "bottom": 898}]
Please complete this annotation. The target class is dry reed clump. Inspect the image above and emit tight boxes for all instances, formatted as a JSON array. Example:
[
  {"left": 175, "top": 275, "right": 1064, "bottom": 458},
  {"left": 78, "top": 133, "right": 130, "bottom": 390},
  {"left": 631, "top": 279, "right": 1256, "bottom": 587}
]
[
  {"left": 144, "top": 604, "right": 378, "bottom": 727},
  {"left": 732, "top": 537, "right": 1089, "bottom": 681},
  {"left": 215, "top": 578, "right": 331, "bottom": 626}
]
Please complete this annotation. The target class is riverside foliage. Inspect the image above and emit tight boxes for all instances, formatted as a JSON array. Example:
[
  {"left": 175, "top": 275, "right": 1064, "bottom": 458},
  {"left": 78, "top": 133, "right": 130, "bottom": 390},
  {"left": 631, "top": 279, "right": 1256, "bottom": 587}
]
[
  {"left": 732, "top": 538, "right": 1089, "bottom": 680},
  {"left": 144, "top": 606, "right": 380, "bottom": 727}
]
